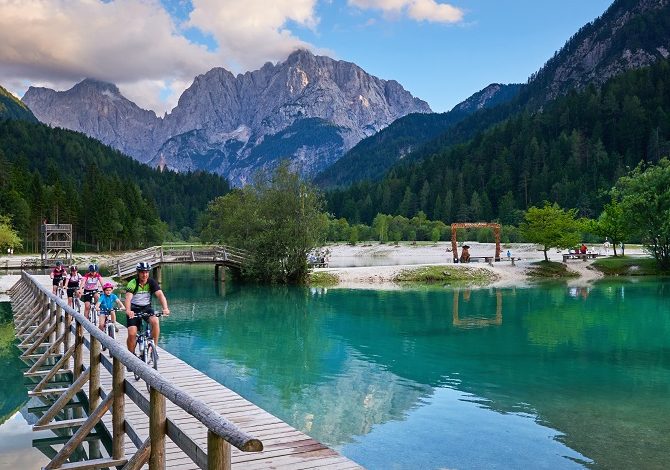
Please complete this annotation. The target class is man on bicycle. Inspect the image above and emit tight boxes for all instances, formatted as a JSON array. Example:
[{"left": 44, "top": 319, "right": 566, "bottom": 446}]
[
  {"left": 124, "top": 262, "right": 170, "bottom": 355},
  {"left": 50, "top": 261, "right": 66, "bottom": 295},
  {"left": 96, "top": 282, "right": 125, "bottom": 333}
]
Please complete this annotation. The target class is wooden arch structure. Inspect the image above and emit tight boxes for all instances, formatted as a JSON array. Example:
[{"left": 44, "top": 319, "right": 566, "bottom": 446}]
[{"left": 451, "top": 222, "right": 501, "bottom": 263}]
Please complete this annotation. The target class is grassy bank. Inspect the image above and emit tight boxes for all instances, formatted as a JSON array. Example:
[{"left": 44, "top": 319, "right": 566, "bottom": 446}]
[
  {"left": 527, "top": 261, "right": 579, "bottom": 278},
  {"left": 592, "top": 256, "right": 667, "bottom": 276},
  {"left": 307, "top": 271, "right": 340, "bottom": 287},
  {"left": 394, "top": 265, "right": 498, "bottom": 285}
]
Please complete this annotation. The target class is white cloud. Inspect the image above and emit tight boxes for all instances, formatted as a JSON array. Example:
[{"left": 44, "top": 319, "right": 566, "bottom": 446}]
[
  {"left": 0, "top": 0, "right": 323, "bottom": 113},
  {"left": 187, "top": 0, "right": 319, "bottom": 71},
  {"left": 348, "top": 0, "right": 463, "bottom": 23},
  {"left": 0, "top": 0, "right": 219, "bottom": 113},
  {"left": 0, "top": 0, "right": 461, "bottom": 114}
]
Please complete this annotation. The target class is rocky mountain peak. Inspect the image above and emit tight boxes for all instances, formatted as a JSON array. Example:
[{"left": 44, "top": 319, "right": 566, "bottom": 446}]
[{"left": 22, "top": 50, "right": 431, "bottom": 184}]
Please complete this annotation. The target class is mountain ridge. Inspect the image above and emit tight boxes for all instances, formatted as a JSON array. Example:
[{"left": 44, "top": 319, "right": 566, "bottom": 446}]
[{"left": 23, "top": 49, "right": 431, "bottom": 185}]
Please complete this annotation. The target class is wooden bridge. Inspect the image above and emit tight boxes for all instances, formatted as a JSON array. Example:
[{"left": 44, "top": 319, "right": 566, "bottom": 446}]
[
  {"left": 9, "top": 272, "right": 362, "bottom": 469},
  {"left": 113, "top": 245, "right": 249, "bottom": 280}
]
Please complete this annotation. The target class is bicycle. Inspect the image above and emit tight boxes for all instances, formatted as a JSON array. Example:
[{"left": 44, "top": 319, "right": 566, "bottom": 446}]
[
  {"left": 132, "top": 311, "right": 163, "bottom": 391},
  {"left": 88, "top": 294, "right": 101, "bottom": 325},
  {"left": 99, "top": 308, "right": 121, "bottom": 354},
  {"left": 56, "top": 280, "right": 65, "bottom": 300},
  {"left": 72, "top": 294, "right": 82, "bottom": 314}
]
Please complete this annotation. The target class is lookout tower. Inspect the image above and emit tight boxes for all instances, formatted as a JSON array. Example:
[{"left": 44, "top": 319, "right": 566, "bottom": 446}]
[{"left": 41, "top": 223, "right": 73, "bottom": 264}]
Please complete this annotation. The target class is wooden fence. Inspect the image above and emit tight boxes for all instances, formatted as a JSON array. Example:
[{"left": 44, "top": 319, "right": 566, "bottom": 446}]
[{"left": 10, "top": 272, "right": 262, "bottom": 469}]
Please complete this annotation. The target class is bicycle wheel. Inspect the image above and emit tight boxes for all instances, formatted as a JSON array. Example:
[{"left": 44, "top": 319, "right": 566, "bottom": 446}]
[
  {"left": 134, "top": 340, "right": 144, "bottom": 381},
  {"left": 145, "top": 342, "right": 158, "bottom": 392},
  {"left": 146, "top": 343, "right": 158, "bottom": 371},
  {"left": 107, "top": 320, "right": 115, "bottom": 340}
]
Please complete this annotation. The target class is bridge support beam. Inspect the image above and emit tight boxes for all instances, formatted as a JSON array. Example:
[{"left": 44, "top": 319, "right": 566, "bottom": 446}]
[
  {"left": 214, "top": 264, "right": 225, "bottom": 283},
  {"left": 152, "top": 265, "right": 162, "bottom": 284}
]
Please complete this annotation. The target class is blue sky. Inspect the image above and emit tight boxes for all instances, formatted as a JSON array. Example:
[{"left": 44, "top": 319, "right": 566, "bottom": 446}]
[{"left": 0, "top": 0, "right": 614, "bottom": 114}]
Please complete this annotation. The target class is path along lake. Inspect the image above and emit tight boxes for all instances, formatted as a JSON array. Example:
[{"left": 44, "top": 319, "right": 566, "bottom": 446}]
[{"left": 1, "top": 266, "right": 669, "bottom": 469}]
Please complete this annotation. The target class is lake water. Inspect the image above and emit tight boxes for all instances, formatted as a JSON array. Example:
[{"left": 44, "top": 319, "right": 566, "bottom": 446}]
[{"left": 1, "top": 267, "right": 669, "bottom": 469}]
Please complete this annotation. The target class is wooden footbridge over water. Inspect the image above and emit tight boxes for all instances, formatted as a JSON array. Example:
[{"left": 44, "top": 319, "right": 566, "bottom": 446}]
[
  {"left": 8, "top": 272, "right": 362, "bottom": 469},
  {"left": 113, "top": 245, "right": 249, "bottom": 280}
]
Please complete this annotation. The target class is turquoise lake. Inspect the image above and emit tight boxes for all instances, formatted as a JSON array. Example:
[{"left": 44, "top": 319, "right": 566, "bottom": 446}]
[{"left": 1, "top": 266, "right": 669, "bottom": 468}]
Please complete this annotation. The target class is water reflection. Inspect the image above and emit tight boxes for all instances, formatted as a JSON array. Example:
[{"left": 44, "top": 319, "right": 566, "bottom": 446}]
[
  {"left": 119, "top": 270, "right": 670, "bottom": 468},
  {"left": 452, "top": 289, "right": 503, "bottom": 328}
]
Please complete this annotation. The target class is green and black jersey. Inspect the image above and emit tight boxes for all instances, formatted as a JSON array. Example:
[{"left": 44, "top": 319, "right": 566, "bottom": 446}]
[{"left": 125, "top": 277, "right": 161, "bottom": 307}]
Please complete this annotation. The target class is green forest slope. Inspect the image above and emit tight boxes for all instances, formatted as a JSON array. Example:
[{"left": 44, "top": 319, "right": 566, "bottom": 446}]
[
  {"left": 326, "top": 60, "right": 670, "bottom": 224},
  {"left": 0, "top": 85, "right": 37, "bottom": 122},
  {"left": 0, "top": 120, "right": 229, "bottom": 251}
]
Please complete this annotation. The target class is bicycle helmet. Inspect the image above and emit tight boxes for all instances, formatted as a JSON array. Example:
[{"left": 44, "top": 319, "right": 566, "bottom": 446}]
[
  {"left": 88, "top": 263, "right": 98, "bottom": 272},
  {"left": 102, "top": 282, "right": 114, "bottom": 290},
  {"left": 136, "top": 261, "right": 151, "bottom": 271},
  {"left": 70, "top": 265, "right": 77, "bottom": 271},
  {"left": 55, "top": 261, "right": 62, "bottom": 266}
]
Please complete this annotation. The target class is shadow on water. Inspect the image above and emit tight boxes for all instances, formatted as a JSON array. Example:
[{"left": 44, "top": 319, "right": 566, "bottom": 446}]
[
  {"left": 0, "top": 302, "right": 113, "bottom": 469},
  {"left": 154, "top": 266, "right": 670, "bottom": 469}
]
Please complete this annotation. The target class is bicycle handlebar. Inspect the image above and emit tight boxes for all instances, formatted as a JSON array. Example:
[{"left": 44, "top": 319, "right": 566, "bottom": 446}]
[{"left": 134, "top": 310, "right": 164, "bottom": 318}]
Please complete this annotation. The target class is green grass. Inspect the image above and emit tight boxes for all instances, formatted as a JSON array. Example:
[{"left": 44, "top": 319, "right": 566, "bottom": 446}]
[
  {"left": 592, "top": 256, "right": 667, "bottom": 276},
  {"left": 527, "top": 260, "right": 579, "bottom": 278},
  {"left": 394, "top": 265, "right": 498, "bottom": 285},
  {"left": 307, "top": 271, "right": 340, "bottom": 287}
]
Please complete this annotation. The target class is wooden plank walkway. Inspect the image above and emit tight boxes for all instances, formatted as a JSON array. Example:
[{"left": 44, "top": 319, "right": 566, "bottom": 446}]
[
  {"left": 12, "top": 274, "right": 362, "bottom": 469},
  {"left": 93, "top": 328, "right": 361, "bottom": 469}
]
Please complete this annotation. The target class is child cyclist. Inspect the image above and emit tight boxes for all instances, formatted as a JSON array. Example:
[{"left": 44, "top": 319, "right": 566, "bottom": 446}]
[{"left": 96, "top": 282, "right": 125, "bottom": 333}]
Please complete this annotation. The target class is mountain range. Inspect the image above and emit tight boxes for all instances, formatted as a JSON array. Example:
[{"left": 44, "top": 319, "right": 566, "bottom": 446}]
[
  {"left": 317, "top": 0, "right": 670, "bottom": 188},
  {"left": 22, "top": 49, "right": 431, "bottom": 185}
]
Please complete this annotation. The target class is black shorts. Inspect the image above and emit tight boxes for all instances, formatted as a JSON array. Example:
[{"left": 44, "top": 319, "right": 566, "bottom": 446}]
[
  {"left": 81, "top": 290, "right": 98, "bottom": 303},
  {"left": 66, "top": 287, "right": 78, "bottom": 298},
  {"left": 126, "top": 305, "right": 154, "bottom": 329},
  {"left": 53, "top": 277, "right": 64, "bottom": 287}
]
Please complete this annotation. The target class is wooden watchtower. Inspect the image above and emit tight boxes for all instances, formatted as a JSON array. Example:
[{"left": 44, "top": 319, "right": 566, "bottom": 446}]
[{"left": 41, "top": 223, "right": 73, "bottom": 264}]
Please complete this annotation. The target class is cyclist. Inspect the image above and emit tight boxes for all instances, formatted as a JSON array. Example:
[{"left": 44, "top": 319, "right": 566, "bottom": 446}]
[
  {"left": 95, "top": 282, "right": 125, "bottom": 333},
  {"left": 124, "top": 262, "right": 170, "bottom": 355},
  {"left": 50, "top": 261, "right": 66, "bottom": 295},
  {"left": 80, "top": 264, "right": 103, "bottom": 320},
  {"left": 65, "top": 265, "right": 82, "bottom": 309}
]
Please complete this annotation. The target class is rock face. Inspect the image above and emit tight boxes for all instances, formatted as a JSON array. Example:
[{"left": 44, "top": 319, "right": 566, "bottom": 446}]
[
  {"left": 529, "top": 0, "right": 670, "bottom": 103},
  {"left": 23, "top": 79, "right": 159, "bottom": 160},
  {"left": 23, "top": 49, "right": 431, "bottom": 185},
  {"left": 451, "top": 84, "right": 522, "bottom": 114}
]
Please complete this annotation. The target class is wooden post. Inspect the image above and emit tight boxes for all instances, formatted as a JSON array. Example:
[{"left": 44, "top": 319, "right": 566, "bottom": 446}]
[
  {"left": 451, "top": 225, "right": 459, "bottom": 263},
  {"left": 89, "top": 336, "right": 101, "bottom": 412},
  {"left": 89, "top": 334, "right": 102, "bottom": 458},
  {"left": 55, "top": 304, "right": 63, "bottom": 356},
  {"left": 63, "top": 309, "right": 71, "bottom": 359},
  {"left": 112, "top": 357, "right": 125, "bottom": 460},
  {"left": 73, "top": 321, "right": 84, "bottom": 379},
  {"left": 149, "top": 387, "right": 166, "bottom": 470},
  {"left": 208, "top": 430, "right": 232, "bottom": 470}
]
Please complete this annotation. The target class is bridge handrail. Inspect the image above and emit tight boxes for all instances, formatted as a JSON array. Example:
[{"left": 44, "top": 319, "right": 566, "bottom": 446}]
[
  {"left": 20, "top": 271, "right": 263, "bottom": 465},
  {"left": 114, "top": 245, "right": 250, "bottom": 277}
]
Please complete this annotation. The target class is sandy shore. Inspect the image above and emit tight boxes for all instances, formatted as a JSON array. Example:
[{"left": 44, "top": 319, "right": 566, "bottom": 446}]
[
  {"left": 0, "top": 243, "right": 649, "bottom": 297},
  {"left": 316, "top": 242, "right": 646, "bottom": 289}
]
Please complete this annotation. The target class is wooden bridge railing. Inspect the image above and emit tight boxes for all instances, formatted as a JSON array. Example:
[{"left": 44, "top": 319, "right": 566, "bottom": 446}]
[
  {"left": 114, "top": 245, "right": 250, "bottom": 278},
  {"left": 9, "top": 271, "right": 262, "bottom": 469}
]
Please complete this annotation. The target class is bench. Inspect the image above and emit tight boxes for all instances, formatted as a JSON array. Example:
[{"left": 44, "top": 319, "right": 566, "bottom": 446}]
[{"left": 562, "top": 252, "right": 601, "bottom": 262}]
